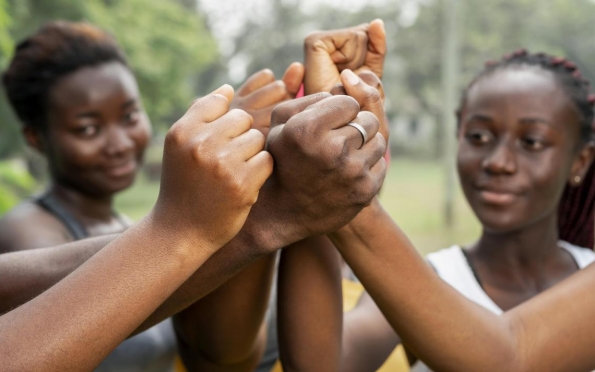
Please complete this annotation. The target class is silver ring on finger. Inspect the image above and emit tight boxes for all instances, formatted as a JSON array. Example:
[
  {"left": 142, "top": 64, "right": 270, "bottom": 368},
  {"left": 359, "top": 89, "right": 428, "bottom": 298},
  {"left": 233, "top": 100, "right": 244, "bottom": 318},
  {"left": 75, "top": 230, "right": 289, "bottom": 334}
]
[{"left": 347, "top": 122, "right": 368, "bottom": 149}]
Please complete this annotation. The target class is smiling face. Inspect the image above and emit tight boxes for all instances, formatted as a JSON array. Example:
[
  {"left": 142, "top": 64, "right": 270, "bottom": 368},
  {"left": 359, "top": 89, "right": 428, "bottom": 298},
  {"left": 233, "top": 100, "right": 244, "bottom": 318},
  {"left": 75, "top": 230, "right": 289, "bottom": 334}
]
[
  {"left": 457, "top": 66, "right": 590, "bottom": 233},
  {"left": 38, "top": 61, "right": 151, "bottom": 197}
]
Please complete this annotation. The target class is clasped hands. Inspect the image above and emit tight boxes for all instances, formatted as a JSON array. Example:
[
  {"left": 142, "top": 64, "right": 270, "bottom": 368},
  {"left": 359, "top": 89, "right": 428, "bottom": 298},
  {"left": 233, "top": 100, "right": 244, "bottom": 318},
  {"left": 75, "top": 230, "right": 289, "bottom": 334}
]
[{"left": 153, "top": 19, "right": 388, "bottom": 254}]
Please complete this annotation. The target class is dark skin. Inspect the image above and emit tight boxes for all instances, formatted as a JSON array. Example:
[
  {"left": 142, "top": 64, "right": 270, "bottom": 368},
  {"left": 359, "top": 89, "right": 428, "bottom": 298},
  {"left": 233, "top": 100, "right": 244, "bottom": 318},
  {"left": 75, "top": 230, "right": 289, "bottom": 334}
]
[
  {"left": 0, "top": 61, "right": 151, "bottom": 251},
  {"left": 280, "top": 66, "right": 595, "bottom": 371},
  {"left": 0, "top": 88, "right": 386, "bottom": 368},
  {"left": 174, "top": 63, "right": 305, "bottom": 371}
]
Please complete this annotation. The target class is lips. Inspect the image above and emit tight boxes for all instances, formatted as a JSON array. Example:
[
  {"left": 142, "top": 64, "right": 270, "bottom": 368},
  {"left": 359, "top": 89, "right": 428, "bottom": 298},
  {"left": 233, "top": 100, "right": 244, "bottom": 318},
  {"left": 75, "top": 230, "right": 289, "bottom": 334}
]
[
  {"left": 475, "top": 185, "right": 521, "bottom": 206},
  {"left": 103, "top": 159, "right": 137, "bottom": 178}
]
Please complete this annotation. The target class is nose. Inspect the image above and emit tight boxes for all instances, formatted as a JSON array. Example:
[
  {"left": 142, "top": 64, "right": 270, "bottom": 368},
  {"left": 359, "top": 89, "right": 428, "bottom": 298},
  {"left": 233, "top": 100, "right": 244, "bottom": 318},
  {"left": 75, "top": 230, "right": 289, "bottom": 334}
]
[
  {"left": 481, "top": 138, "right": 517, "bottom": 175},
  {"left": 104, "top": 125, "right": 134, "bottom": 157}
]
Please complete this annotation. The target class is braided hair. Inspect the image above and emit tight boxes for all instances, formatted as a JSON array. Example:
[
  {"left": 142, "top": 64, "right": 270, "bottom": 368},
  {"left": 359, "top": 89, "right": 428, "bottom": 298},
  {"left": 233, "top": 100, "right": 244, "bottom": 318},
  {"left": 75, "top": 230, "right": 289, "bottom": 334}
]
[
  {"left": 457, "top": 49, "right": 595, "bottom": 249},
  {"left": 3, "top": 21, "right": 129, "bottom": 132}
]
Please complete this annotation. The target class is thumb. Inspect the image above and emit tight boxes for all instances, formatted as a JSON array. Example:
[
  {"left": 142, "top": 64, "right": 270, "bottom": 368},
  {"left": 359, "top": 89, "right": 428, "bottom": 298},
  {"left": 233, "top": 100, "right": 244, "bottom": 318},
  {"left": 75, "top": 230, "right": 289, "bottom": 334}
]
[
  {"left": 210, "top": 84, "right": 235, "bottom": 103},
  {"left": 282, "top": 62, "right": 305, "bottom": 97},
  {"left": 340, "top": 69, "right": 388, "bottom": 141}
]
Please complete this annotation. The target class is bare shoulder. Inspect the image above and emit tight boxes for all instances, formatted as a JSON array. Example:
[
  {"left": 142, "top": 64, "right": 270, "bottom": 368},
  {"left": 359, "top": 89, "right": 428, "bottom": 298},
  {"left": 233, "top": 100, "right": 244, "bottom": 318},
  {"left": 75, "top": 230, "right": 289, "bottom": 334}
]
[{"left": 0, "top": 200, "right": 71, "bottom": 253}]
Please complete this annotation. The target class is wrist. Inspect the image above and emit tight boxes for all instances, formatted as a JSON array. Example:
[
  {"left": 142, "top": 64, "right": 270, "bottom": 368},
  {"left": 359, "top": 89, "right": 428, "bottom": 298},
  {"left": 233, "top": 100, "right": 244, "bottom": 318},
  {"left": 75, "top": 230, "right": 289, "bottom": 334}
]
[
  {"left": 143, "top": 209, "right": 218, "bottom": 264},
  {"left": 242, "top": 181, "right": 306, "bottom": 254},
  {"left": 329, "top": 197, "right": 382, "bottom": 244}
]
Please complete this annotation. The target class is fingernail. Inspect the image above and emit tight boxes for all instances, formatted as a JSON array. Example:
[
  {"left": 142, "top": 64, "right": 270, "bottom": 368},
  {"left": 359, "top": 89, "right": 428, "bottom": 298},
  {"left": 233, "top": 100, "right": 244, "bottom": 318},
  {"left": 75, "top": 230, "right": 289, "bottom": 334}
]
[{"left": 344, "top": 70, "right": 359, "bottom": 86}]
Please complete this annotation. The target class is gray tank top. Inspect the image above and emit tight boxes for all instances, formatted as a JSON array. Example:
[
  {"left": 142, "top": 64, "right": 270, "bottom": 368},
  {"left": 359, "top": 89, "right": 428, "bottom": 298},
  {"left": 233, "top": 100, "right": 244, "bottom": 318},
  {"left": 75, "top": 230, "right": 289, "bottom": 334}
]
[{"left": 35, "top": 193, "right": 178, "bottom": 371}]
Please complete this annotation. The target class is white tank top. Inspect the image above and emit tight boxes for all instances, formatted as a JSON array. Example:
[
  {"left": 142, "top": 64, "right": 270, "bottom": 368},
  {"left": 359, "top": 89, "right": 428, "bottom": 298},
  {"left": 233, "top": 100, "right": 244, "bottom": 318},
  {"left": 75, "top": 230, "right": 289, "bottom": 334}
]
[{"left": 410, "top": 241, "right": 595, "bottom": 372}]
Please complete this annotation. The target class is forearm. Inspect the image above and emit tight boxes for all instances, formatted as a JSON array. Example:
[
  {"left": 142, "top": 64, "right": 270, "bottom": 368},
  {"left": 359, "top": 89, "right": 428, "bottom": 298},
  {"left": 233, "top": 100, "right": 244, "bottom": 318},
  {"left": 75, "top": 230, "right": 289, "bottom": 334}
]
[
  {"left": 0, "top": 234, "right": 117, "bottom": 315},
  {"left": 329, "top": 198, "right": 522, "bottom": 372},
  {"left": 174, "top": 252, "right": 277, "bottom": 369},
  {"left": 277, "top": 236, "right": 344, "bottom": 372},
  {"left": 0, "top": 214, "right": 214, "bottom": 372}
]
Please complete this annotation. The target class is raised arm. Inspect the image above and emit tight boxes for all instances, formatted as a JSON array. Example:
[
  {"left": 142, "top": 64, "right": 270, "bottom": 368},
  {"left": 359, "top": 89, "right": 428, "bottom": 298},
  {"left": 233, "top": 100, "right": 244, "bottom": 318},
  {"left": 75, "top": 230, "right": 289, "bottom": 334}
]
[
  {"left": 172, "top": 64, "right": 301, "bottom": 371},
  {"left": 330, "top": 198, "right": 595, "bottom": 372},
  {"left": 0, "top": 84, "right": 273, "bottom": 371}
]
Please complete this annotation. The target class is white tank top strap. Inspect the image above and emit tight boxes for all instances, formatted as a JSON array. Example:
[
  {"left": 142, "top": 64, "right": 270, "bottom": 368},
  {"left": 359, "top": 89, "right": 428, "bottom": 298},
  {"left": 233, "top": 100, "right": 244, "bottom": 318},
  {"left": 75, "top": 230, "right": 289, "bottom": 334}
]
[
  {"left": 426, "top": 246, "right": 502, "bottom": 315},
  {"left": 558, "top": 240, "right": 595, "bottom": 269}
]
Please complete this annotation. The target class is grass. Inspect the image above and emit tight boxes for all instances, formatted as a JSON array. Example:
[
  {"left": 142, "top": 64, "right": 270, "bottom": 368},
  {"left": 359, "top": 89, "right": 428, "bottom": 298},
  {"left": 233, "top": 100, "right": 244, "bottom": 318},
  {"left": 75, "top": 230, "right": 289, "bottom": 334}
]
[
  {"left": 379, "top": 160, "right": 481, "bottom": 256},
  {"left": 115, "top": 159, "right": 482, "bottom": 257}
]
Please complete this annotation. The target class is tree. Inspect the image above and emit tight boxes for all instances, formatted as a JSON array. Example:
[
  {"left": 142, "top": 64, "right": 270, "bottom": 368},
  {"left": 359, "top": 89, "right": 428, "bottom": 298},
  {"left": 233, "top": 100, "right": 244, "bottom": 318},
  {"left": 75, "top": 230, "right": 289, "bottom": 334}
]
[{"left": 0, "top": 0, "right": 219, "bottom": 157}]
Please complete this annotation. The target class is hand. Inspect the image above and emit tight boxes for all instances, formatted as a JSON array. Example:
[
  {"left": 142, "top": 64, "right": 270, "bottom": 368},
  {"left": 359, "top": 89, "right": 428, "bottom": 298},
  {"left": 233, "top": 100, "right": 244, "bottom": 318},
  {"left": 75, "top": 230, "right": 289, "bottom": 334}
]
[
  {"left": 153, "top": 85, "right": 273, "bottom": 253},
  {"left": 230, "top": 63, "right": 304, "bottom": 137},
  {"left": 304, "top": 19, "right": 386, "bottom": 95},
  {"left": 331, "top": 69, "right": 389, "bottom": 143},
  {"left": 263, "top": 93, "right": 387, "bottom": 243}
]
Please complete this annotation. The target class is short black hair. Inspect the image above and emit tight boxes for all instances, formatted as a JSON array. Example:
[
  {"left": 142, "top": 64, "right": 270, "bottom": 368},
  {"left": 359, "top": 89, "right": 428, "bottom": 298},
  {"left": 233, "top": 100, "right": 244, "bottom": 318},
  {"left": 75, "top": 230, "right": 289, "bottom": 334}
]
[{"left": 3, "top": 21, "right": 129, "bottom": 131}]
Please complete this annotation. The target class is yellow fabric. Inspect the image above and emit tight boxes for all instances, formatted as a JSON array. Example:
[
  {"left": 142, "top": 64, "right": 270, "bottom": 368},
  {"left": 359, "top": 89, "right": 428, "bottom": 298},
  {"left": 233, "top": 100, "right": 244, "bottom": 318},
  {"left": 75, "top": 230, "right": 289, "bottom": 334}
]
[
  {"left": 174, "top": 355, "right": 187, "bottom": 372},
  {"left": 271, "top": 279, "right": 410, "bottom": 372}
]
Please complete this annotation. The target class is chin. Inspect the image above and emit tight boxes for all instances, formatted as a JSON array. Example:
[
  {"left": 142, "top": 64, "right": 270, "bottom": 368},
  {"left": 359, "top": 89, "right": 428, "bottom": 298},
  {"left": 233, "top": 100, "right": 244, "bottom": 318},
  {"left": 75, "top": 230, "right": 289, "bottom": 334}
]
[{"left": 473, "top": 208, "right": 526, "bottom": 234}]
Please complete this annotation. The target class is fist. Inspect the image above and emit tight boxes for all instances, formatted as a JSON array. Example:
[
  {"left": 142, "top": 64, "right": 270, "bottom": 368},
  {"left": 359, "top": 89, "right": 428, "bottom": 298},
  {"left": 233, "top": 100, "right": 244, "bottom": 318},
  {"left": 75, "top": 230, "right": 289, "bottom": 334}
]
[
  {"left": 266, "top": 93, "right": 387, "bottom": 239},
  {"left": 304, "top": 19, "right": 386, "bottom": 95},
  {"left": 154, "top": 85, "right": 273, "bottom": 252},
  {"left": 230, "top": 63, "right": 304, "bottom": 137}
]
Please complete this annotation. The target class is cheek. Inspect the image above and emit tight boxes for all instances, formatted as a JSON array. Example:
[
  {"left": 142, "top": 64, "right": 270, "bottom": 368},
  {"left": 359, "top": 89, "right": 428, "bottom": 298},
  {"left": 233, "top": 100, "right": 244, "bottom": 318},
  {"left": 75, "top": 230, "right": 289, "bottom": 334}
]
[
  {"left": 456, "top": 142, "right": 483, "bottom": 183},
  {"left": 522, "top": 152, "right": 572, "bottom": 200},
  {"left": 47, "top": 135, "right": 104, "bottom": 171},
  {"left": 132, "top": 118, "right": 152, "bottom": 156}
]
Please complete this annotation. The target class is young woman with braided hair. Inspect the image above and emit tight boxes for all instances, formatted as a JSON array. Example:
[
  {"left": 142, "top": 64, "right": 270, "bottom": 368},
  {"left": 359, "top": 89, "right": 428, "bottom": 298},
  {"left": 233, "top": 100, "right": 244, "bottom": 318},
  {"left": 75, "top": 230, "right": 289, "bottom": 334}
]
[{"left": 278, "top": 50, "right": 595, "bottom": 372}]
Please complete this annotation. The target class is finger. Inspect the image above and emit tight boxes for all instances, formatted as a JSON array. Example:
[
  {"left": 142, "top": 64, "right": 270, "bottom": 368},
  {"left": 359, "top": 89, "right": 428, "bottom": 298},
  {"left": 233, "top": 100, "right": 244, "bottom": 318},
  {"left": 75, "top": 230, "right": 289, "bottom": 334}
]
[
  {"left": 187, "top": 84, "right": 234, "bottom": 124},
  {"left": 286, "top": 95, "right": 359, "bottom": 134},
  {"left": 237, "top": 69, "right": 276, "bottom": 96},
  {"left": 207, "top": 109, "right": 253, "bottom": 138},
  {"left": 230, "top": 128, "right": 267, "bottom": 161},
  {"left": 329, "top": 83, "right": 347, "bottom": 96},
  {"left": 333, "top": 111, "right": 379, "bottom": 151},
  {"left": 357, "top": 71, "right": 384, "bottom": 98},
  {"left": 246, "top": 150, "right": 274, "bottom": 190},
  {"left": 332, "top": 30, "right": 368, "bottom": 71},
  {"left": 282, "top": 62, "right": 305, "bottom": 96},
  {"left": 270, "top": 92, "right": 332, "bottom": 128},
  {"left": 341, "top": 69, "right": 388, "bottom": 141},
  {"left": 359, "top": 133, "right": 387, "bottom": 169},
  {"left": 243, "top": 80, "right": 289, "bottom": 110}
]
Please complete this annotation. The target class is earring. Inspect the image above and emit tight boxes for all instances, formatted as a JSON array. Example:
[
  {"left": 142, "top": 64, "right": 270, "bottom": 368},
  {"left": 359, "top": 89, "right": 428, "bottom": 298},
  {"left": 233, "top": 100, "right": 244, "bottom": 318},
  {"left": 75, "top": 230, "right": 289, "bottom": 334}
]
[{"left": 574, "top": 175, "right": 582, "bottom": 184}]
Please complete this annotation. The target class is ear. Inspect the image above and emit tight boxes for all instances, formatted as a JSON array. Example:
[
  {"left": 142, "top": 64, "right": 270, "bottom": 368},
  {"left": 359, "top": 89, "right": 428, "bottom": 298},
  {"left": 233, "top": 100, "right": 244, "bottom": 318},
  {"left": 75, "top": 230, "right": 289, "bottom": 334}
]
[
  {"left": 22, "top": 126, "right": 46, "bottom": 155},
  {"left": 569, "top": 141, "right": 595, "bottom": 186}
]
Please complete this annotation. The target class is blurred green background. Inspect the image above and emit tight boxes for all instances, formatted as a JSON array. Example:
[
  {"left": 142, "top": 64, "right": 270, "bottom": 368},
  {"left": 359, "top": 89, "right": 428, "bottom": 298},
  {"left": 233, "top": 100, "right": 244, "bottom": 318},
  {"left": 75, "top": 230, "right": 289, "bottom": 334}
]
[{"left": 2, "top": 0, "right": 594, "bottom": 254}]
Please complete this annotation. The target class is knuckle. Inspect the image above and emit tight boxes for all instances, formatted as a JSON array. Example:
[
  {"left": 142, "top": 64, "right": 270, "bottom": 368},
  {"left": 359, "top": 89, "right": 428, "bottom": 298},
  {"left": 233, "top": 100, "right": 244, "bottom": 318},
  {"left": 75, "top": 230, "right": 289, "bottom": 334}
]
[
  {"left": 364, "top": 86, "right": 382, "bottom": 103},
  {"left": 165, "top": 123, "right": 187, "bottom": 147},
  {"left": 304, "top": 31, "right": 323, "bottom": 45}
]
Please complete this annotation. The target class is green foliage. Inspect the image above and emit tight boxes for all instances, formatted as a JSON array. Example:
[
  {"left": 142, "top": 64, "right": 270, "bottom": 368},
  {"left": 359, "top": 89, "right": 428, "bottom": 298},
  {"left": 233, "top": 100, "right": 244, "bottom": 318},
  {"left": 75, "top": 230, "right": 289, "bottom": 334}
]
[
  {"left": 0, "top": 159, "right": 36, "bottom": 214},
  {"left": 0, "top": 0, "right": 219, "bottom": 157}
]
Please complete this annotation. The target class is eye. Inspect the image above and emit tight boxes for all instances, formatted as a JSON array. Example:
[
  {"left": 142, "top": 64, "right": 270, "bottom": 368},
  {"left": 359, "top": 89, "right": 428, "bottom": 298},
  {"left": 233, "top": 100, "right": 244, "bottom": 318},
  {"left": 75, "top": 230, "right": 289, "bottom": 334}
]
[
  {"left": 465, "top": 130, "right": 493, "bottom": 145},
  {"left": 521, "top": 137, "right": 546, "bottom": 151},
  {"left": 122, "top": 109, "right": 140, "bottom": 126},
  {"left": 74, "top": 124, "right": 99, "bottom": 138}
]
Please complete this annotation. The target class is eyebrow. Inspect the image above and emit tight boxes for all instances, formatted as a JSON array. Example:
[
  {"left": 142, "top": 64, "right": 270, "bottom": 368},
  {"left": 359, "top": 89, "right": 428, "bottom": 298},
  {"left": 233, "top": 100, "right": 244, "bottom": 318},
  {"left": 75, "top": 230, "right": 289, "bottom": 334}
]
[
  {"left": 466, "top": 114, "right": 493, "bottom": 123},
  {"left": 121, "top": 99, "right": 138, "bottom": 109},
  {"left": 76, "top": 111, "right": 100, "bottom": 119},
  {"left": 75, "top": 99, "right": 138, "bottom": 119},
  {"left": 519, "top": 117, "right": 553, "bottom": 126}
]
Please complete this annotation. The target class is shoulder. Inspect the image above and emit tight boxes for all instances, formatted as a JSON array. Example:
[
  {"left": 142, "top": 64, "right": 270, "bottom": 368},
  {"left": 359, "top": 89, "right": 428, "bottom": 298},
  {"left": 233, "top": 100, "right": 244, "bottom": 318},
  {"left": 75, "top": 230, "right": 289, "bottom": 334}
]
[
  {"left": 559, "top": 240, "right": 595, "bottom": 269},
  {"left": 0, "top": 200, "right": 71, "bottom": 253},
  {"left": 425, "top": 245, "right": 465, "bottom": 270}
]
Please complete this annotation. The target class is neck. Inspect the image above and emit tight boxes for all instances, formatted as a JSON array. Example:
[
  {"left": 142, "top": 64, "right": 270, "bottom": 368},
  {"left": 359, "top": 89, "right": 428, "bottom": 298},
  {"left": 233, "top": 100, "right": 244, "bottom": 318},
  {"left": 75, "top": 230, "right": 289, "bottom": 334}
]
[
  {"left": 471, "top": 213, "right": 561, "bottom": 271},
  {"left": 47, "top": 183, "right": 115, "bottom": 223}
]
